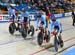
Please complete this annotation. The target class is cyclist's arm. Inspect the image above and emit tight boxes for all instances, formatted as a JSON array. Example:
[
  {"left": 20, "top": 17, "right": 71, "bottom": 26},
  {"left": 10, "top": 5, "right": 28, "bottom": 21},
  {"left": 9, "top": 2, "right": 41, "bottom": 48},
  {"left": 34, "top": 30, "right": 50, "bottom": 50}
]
[
  {"left": 26, "top": 12, "right": 30, "bottom": 23},
  {"left": 58, "top": 22, "right": 62, "bottom": 33},
  {"left": 49, "top": 22, "right": 54, "bottom": 33},
  {"left": 11, "top": 9, "right": 16, "bottom": 19},
  {"left": 20, "top": 14, "right": 24, "bottom": 23},
  {"left": 36, "top": 18, "right": 39, "bottom": 29},
  {"left": 8, "top": 10, "right": 12, "bottom": 18},
  {"left": 41, "top": 15, "right": 46, "bottom": 28},
  {"left": 27, "top": 15, "right": 29, "bottom": 23},
  {"left": 43, "top": 19, "right": 46, "bottom": 28}
]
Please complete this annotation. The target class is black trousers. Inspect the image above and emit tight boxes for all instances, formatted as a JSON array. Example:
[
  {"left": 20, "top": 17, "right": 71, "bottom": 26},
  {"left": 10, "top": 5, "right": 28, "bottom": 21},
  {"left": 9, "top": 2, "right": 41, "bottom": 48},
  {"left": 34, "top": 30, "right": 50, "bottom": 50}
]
[{"left": 73, "top": 18, "right": 75, "bottom": 25}]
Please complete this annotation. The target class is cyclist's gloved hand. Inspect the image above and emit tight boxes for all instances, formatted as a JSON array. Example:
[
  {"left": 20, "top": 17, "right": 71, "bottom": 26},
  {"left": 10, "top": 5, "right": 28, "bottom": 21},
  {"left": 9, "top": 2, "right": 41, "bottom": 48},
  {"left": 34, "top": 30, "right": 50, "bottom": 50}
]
[{"left": 51, "top": 31, "right": 58, "bottom": 35}]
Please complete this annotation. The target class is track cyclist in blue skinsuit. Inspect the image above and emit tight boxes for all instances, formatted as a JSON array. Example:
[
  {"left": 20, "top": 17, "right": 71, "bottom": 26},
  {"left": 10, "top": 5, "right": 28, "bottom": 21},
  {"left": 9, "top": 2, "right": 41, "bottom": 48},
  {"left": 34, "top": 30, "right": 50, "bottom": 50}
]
[
  {"left": 8, "top": 6, "right": 19, "bottom": 30},
  {"left": 50, "top": 17, "right": 63, "bottom": 47},
  {"left": 8, "top": 6, "right": 16, "bottom": 21},
  {"left": 50, "top": 18, "right": 62, "bottom": 34},
  {"left": 20, "top": 8, "right": 30, "bottom": 27},
  {"left": 35, "top": 10, "right": 46, "bottom": 31}
]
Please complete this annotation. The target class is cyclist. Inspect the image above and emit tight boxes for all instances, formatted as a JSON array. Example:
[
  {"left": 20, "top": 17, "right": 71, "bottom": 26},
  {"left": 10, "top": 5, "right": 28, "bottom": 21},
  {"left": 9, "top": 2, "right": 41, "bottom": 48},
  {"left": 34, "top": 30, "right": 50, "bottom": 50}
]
[
  {"left": 36, "top": 10, "right": 46, "bottom": 31},
  {"left": 20, "top": 8, "right": 30, "bottom": 28},
  {"left": 8, "top": 6, "right": 18, "bottom": 30},
  {"left": 50, "top": 18, "right": 63, "bottom": 47},
  {"left": 35, "top": 11, "right": 42, "bottom": 31},
  {"left": 8, "top": 6, "right": 16, "bottom": 22}
]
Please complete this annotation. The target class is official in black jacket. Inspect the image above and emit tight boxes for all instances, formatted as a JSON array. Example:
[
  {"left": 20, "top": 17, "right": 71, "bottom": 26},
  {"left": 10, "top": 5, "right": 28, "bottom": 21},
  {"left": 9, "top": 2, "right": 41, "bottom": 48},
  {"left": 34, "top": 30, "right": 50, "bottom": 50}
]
[{"left": 72, "top": 10, "right": 75, "bottom": 26}]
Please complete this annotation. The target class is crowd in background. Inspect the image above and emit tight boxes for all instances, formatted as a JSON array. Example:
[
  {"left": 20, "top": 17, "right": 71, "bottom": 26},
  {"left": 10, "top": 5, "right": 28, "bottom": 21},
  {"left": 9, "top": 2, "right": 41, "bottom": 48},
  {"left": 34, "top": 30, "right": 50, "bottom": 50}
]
[
  {"left": 17, "top": 0, "right": 75, "bottom": 14},
  {"left": 0, "top": 0, "right": 75, "bottom": 15},
  {"left": 0, "top": 0, "right": 75, "bottom": 26},
  {"left": 13, "top": 0, "right": 74, "bottom": 14}
]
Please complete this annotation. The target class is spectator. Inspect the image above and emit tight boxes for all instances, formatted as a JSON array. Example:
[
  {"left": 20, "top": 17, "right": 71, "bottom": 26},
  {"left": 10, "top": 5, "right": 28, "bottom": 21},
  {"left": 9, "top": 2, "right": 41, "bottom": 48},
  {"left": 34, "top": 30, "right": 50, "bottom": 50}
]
[
  {"left": 65, "top": 0, "right": 72, "bottom": 9},
  {"left": 38, "top": 2, "right": 45, "bottom": 11},
  {"left": 27, "top": 0, "right": 33, "bottom": 5},
  {"left": 1, "top": 0, "right": 9, "bottom": 3},
  {"left": 56, "top": 1, "right": 63, "bottom": 8},
  {"left": 32, "top": 0, "right": 39, "bottom": 4},
  {"left": 72, "top": 10, "right": 75, "bottom": 26},
  {"left": 15, "top": 0, "right": 20, "bottom": 5}
]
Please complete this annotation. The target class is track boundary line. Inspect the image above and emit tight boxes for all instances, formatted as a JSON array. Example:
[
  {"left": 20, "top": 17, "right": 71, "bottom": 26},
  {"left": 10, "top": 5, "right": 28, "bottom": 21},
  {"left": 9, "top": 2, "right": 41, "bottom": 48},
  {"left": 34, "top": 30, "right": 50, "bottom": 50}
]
[
  {"left": 30, "top": 37, "right": 75, "bottom": 55},
  {"left": 54, "top": 44, "right": 75, "bottom": 55}
]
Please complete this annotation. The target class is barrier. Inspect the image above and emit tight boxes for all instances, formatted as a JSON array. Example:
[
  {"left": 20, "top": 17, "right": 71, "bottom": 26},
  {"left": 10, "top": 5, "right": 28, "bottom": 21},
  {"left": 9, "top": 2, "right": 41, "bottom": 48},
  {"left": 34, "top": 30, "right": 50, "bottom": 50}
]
[
  {"left": 54, "top": 13, "right": 64, "bottom": 18},
  {"left": 0, "top": 15, "right": 3, "bottom": 20},
  {"left": 0, "top": 12, "right": 72, "bottom": 22},
  {"left": 0, "top": 14, "right": 35, "bottom": 22},
  {"left": 64, "top": 12, "right": 72, "bottom": 17},
  {"left": 0, "top": 14, "right": 9, "bottom": 22}
]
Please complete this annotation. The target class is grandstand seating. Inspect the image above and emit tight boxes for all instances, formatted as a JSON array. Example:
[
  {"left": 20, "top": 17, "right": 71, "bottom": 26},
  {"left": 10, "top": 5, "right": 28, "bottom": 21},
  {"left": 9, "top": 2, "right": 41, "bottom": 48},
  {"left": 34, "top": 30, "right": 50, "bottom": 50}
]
[{"left": 0, "top": 0, "right": 75, "bottom": 14}]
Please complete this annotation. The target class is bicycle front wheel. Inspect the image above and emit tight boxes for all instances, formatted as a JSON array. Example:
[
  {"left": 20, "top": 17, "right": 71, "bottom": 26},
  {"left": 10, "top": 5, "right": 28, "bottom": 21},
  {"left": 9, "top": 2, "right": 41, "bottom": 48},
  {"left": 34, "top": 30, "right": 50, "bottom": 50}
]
[
  {"left": 54, "top": 35, "right": 58, "bottom": 52},
  {"left": 37, "top": 32, "right": 43, "bottom": 46}
]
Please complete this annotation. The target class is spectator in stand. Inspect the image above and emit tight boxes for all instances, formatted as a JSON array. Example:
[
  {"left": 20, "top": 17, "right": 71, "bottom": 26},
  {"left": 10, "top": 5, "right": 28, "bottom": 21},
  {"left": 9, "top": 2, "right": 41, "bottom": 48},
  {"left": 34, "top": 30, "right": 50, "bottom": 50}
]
[
  {"left": 15, "top": 0, "right": 20, "bottom": 5},
  {"left": 27, "top": 0, "right": 33, "bottom": 6},
  {"left": 38, "top": 2, "right": 45, "bottom": 10},
  {"left": 65, "top": 0, "right": 72, "bottom": 9},
  {"left": 55, "top": 1, "right": 63, "bottom": 8},
  {"left": 50, "top": 3, "right": 56, "bottom": 10},
  {"left": 22, "top": 0, "right": 28, "bottom": 4},
  {"left": 33, "top": 0, "right": 39, "bottom": 4},
  {"left": 1, "top": 0, "right": 9, "bottom": 3}
]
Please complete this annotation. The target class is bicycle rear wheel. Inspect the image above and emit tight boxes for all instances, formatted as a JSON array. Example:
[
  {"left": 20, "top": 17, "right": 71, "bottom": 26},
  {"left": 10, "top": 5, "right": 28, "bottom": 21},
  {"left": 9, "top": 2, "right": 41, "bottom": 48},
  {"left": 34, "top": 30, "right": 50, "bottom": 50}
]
[
  {"left": 21, "top": 26, "right": 27, "bottom": 39},
  {"left": 9, "top": 23, "right": 16, "bottom": 35}
]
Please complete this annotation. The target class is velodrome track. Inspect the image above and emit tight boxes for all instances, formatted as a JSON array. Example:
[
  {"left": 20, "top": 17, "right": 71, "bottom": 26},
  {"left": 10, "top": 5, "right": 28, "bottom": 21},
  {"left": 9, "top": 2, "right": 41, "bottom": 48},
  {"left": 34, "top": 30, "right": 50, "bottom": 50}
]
[{"left": 0, "top": 16, "right": 75, "bottom": 55}]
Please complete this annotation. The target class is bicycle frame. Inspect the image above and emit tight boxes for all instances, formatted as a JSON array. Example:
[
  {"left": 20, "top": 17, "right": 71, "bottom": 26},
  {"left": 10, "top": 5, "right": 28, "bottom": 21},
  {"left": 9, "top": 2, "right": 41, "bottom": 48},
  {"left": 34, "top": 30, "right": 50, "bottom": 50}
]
[
  {"left": 21, "top": 22, "right": 28, "bottom": 28},
  {"left": 39, "top": 24, "right": 44, "bottom": 33},
  {"left": 50, "top": 29, "right": 58, "bottom": 37}
]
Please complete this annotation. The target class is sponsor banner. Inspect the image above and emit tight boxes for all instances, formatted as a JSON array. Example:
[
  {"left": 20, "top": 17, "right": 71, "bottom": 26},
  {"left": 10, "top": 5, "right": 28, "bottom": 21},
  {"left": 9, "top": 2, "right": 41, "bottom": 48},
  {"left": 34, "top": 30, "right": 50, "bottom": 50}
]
[
  {"left": 0, "top": 14, "right": 35, "bottom": 22},
  {"left": 54, "top": 13, "right": 64, "bottom": 18},
  {"left": 0, "top": 15, "right": 3, "bottom": 20},
  {"left": 0, "top": 12, "right": 72, "bottom": 22},
  {"left": 29, "top": 14, "right": 35, "bottom": 20},
  {"left": 64, "top": 12, "right": 72, "bottom": 17},
  {"left": 1, "top": 15, "right": 9, "bottom": 22},
  {"left": 0, "top": 14, "right": 9, "bottom": 22},
  {"left": 3, "top": 15, "right": 9, "bottom": 21}
]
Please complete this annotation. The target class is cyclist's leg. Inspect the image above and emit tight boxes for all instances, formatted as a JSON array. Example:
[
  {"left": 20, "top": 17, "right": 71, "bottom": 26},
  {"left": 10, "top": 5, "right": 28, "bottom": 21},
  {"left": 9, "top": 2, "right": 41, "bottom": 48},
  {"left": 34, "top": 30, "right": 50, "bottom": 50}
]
[
  {"left": 58, "top": 29, "right": 63, "bottom": 41},
  {"left": 36, "top": 18, "right": 39, "bottom": 30},
  {"left": 58, "top": 32, "right": 63, "bottom": 47},
  {"left": 58, "top": 33, "right": 62, "bottom": 41}
]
